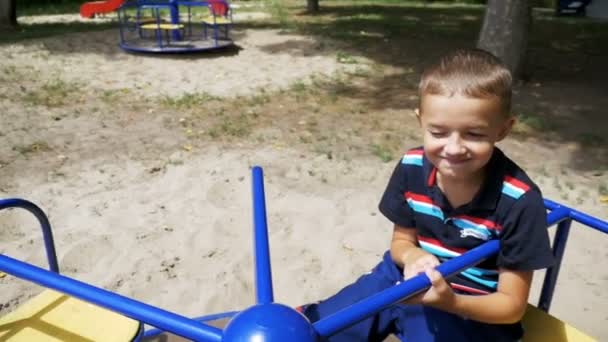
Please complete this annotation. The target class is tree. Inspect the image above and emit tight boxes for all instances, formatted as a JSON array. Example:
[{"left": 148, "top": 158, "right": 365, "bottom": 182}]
[
  {"left": 307, "top": 0, "right": 319, "bottom": 13},
  {"left": 0, "top": 0, "right": 17, "bottom": 30},
  {"left": 477, "top": 0, "right": 531, "bottom": 79}
]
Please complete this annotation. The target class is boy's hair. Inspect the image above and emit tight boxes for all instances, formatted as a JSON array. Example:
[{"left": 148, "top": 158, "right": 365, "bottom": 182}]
[{"left": 419, "top": 49, "right": 512, "bottom": 115}]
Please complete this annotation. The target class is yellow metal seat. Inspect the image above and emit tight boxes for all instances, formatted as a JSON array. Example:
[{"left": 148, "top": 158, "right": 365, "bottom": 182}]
[
  {"left": 200, "top": 16, "right": 232, "bottom": 25},
  {"left": 0, "top": 289, "right": 142, "bottom": 341},
  {"left": 140, "top": 23, "right": 184, "bottom": 30},
  {"left": 522, "top": 305, "right": 596, "bottom": 342}
]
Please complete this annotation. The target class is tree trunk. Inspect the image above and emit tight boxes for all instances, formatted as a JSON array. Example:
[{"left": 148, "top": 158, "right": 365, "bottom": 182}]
[
  {"left": 477, "top": 0, "right": 530, "bottom": 79},
  {"left": 307, "top": 0, "right": 319, "bottom": 13},
  {"left": 0, "top": 0, "right": 17, "bottom": 30}
]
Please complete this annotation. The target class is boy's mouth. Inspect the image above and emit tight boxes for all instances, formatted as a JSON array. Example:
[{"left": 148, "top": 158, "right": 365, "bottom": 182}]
[{"left": 441, "top": 157, "right": 470, "bottom": 164}]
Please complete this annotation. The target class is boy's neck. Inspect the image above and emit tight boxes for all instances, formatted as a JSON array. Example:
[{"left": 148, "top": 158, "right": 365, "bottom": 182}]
[{"left": 436, "top": 168, "right": 486, "bottom": 209}]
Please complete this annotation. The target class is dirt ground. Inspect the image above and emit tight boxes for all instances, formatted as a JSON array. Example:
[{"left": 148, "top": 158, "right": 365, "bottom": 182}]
[{"left": 1, "top": 6, "right": 607, "bottom": 341}]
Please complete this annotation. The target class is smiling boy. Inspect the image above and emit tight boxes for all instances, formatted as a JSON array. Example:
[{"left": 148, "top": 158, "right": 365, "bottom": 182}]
[{"left": 299, "top": 49, "right": 554, "bottom": 341}]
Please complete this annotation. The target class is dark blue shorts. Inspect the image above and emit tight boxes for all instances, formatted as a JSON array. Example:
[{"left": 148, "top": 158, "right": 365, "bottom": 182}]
[{"left": 300, "top": 251, "right": 523, "bottom": 342}]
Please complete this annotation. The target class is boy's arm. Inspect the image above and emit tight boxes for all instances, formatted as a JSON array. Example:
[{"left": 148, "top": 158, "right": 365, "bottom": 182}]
[
  {"left": 391, "top": 225, "right": 441, "bottom": 283},
  {"left": 425, "top": 268, "right": 533, "bottom": 324},
  {"left": 390, "top": 224, "right": 429, "bottom": 267}
]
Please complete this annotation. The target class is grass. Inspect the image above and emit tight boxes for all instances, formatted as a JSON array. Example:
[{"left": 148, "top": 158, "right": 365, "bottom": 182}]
[
  {"left": 18, "top": 0, "right": 83, "bottom": 16},
  {"left": 3, "top": 0, "right": 607, "bottom": 169},
  {"left": 208, "top": 114, "right": 252, "bottom": 138},
  {"left": 371, "top": 143, "right": 393, "bottom": 162},
  {"left": 12, "top": 141, "right": 51, "bottom": 155},
  {"left": 22, "top": 80, "right": 81, "bottom": 107},
  {"left": 0, "top": 22, "right": 116, "bottom": 44},
  {"left": 161, "top": 92, "right": 219, "bottom": 110}
]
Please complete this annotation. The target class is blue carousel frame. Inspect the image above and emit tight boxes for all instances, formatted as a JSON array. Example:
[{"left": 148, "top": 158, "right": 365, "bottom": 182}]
[{"left": 0, "top": 166, "right": 607, "bottom": 341}]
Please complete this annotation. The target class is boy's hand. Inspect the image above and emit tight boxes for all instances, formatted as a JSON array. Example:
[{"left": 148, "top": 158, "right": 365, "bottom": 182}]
[
  {"left": 400, "top": 250, "right": 440, "bottom": 304},
  {"left": 402, "top": 250, "right": 439, "bottom": 281},
  {"left": 418, "top": 268, "right": 455, "bottom": 310}
]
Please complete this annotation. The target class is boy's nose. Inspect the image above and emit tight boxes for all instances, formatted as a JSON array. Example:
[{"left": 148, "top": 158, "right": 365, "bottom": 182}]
[{"left": 444, "top": 135, "right": 466, "bottom": 155}]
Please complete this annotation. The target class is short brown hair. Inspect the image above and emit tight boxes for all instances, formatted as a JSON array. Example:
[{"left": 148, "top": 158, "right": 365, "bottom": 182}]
[{"left": 419, "top": 49, "right": 512, "bottom": 115}]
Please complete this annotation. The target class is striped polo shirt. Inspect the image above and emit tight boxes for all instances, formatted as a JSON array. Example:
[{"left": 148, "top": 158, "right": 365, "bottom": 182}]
[{"left": 379, "top": 147, "right": 554, "bottom": 294}]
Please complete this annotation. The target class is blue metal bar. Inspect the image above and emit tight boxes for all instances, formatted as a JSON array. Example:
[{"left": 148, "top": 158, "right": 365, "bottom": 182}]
[
  {"left": 540, "top": 199, "right": 608, "bottom": 311},
  {"left": 169, "top": 0, "right": 181, "bottom": 41},
  {"left": 543, "top": 198, "right": 560, "bottom": 211},
  {"left": 545, "top": 198, "right": 608, "bottom": 234},
  {"left": 143, "top": 311, "right": 238, "bottom": 338},
  {"left": 538, "top": 219, "right": 572, "bottom": 312},
  {"left": 252, "top": 166, "right": 274, "bottom": 304},
  {"left": 313, "top": 240, "right": 500, "bottom": 338},
  {"left": 570, "top": 210, "right": 608, "bottom": 234},
  {"left": 0, "top": 198, "right": 59, "bottom": 273},
  {"left": 546, "top": 207, "right": 570, "bottom": 226},
  {"left": 0, "top": 254, "right": 223, "bottom": 342}
]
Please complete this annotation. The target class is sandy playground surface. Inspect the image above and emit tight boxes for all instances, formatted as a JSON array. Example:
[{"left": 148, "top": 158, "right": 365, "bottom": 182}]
[{"left": 0, "top": 11, "right": 607, "bottom": 341}]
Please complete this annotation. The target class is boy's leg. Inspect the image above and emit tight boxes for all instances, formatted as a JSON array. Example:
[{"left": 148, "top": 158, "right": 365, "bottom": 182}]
[
  {"left": 393, "top": 304, "right": 523, "bottom": 342},
  {"left": 393, "top": 304, "right": 470, "bottom": 342},
  {"left": 299, "top": 251, "right": 403, "bottom": 342}
]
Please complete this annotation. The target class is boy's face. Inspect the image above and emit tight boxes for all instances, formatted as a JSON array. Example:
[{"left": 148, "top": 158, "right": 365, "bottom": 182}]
[{"left": 418, "top": 94, "right": 514, "bottom": 182}]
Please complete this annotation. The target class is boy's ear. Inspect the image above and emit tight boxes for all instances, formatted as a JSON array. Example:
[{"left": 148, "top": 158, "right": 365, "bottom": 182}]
[
  {"left": 496, "top": 117, "right": 516, "bottom": 142},
  {"left": 414, "top": 108, "right": 421, "bottom": 124}
]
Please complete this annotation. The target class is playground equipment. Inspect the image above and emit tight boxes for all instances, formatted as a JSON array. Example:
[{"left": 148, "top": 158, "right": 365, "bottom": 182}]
[
  {"left": 80, "top": 0, "right": 234, "bottom": 53},
  {"left": 0, "top": 166, "right": 606, "bottom": 341},
  {"left": 80, "top": 0, "right": 126, "bottom": 18}
]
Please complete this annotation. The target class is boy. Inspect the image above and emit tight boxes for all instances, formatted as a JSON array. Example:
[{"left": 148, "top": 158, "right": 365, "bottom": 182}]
[{"left": 299, "top": 49, "right": 554, "bottom": 341}]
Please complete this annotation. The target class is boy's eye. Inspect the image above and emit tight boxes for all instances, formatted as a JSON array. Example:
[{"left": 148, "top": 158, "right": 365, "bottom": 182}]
[
  {"left": 429, "top": 131, "right": 447, "bottom": 137},
  {"left": 467, "top": 132, "right": 486, "bottom": 138}
]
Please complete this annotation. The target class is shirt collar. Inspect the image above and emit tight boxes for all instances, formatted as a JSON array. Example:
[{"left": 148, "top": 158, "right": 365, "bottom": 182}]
[{"left": 423, "top": 148, "right": 506, "bottom": 212}]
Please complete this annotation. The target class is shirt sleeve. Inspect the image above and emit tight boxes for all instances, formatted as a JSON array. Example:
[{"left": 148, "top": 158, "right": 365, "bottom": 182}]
[
  {"left": 378, "top": 160, "right": 416, "bottom": 228},
  {"left": 497, "top": 190, "right": 554, "bottom": 270}
]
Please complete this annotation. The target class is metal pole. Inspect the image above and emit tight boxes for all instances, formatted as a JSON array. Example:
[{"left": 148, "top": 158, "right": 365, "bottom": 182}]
[
  {"left": 252, "top": 166, "right": 274, "bottom": 304},
  {"left": 538, "top": 218, "right": 572, "bottom": 312},
  {"left": 0, "top": 254, "right": 223, "bottom": 342},
  {"left": 545, "top": 198, "right": 608, "bottom": 234},
  {"left": 0, "top": 198, "right": 59, "bottom": 273},
  {"left": 169, "top": 0, "right": 181, "bottom": 41}
]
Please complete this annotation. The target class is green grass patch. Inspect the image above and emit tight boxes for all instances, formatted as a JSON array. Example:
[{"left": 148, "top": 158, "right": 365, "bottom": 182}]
[
  {"left": 161, "top": 92, "right": 219, "bottom": 109},
  {"left": 18, "top": 0, "right": 83, "bottom": 16},
  {"left": 208, "top": 113, "right": 252, "bottom": 138},
  {"left": 22, "top": 80, "right": 81, "bottom": 107},
  {"left": 12, "top": 141, "right": 52, "bottom": 155},
  {"left": 371, "top": 143, "right": 393, "bottom": 162},
  {"left": 1, "top": 22, "right": 116, "bottom": 43}
]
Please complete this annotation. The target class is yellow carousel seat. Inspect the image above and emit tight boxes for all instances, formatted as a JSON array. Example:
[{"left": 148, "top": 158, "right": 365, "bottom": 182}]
[
  {"left": 200, "top": 16, "right": 232, "bottom": 25},
  {"left": 0, "top": 289, "right": 142, "bottom": 341},
  {"left": 522, "top": 305, "right": 596, "bottom": 342},
  {"left": 140, "top": 23, "right": 184, "bottom": 31}
]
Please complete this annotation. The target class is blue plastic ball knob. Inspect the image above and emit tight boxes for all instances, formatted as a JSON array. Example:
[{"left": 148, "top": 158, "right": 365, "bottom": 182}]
[{"left": 223, "top": 303, "right": 318, "bottom": 342}]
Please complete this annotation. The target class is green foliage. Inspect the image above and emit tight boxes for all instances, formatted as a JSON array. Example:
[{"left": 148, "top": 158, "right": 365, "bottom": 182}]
[
  {"left": 0, "top": 22, "right": 116, "bottom": 43},
  {"left": 161, "top": 92, "right": 219, "bottom": 109},
  {"left": 371, "top": 143, "right": 393, "bottom": 162},
  {"left": 22, "top": 80, "right": 81, "bottom": 107},
  {"left": 18, "top": 0, "right": 84, "bottom": 15},
  {"left": 264, "top": 0, "right": 294, "bottom": 29}
]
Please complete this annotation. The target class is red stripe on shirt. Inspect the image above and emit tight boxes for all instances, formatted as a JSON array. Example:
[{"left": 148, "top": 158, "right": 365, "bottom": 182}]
[
  {"left": 404, "top": 192, "right": 436, "bottom": 205},
  {"left": 417, "top": 236, "right": 468, "bottom": 254},
  {"left": 450, "top": 282, "right": 491, "bottom": 295},
  {"left": 427, "top": 167, "right": 437, "bottom": 187},
  {"left": 504, "top": 175, "right": 530, "bottom": 192},
  {"left": 405, "top": 149, "right": 424, "bottom": 156}
]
